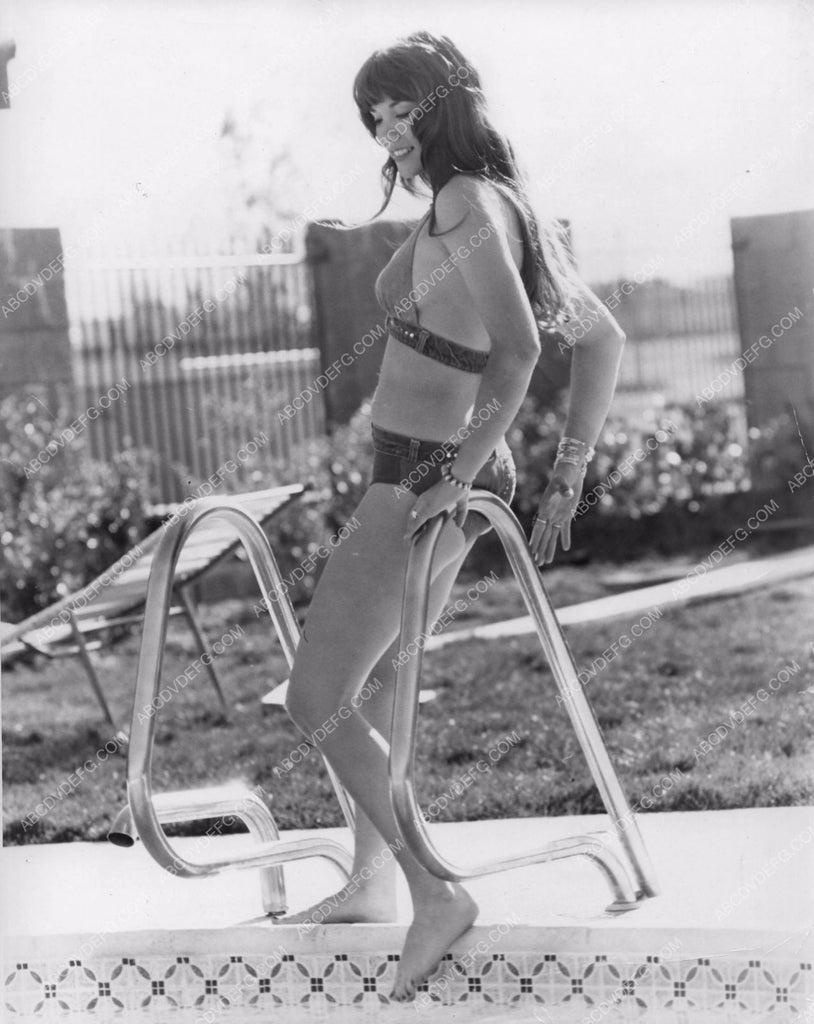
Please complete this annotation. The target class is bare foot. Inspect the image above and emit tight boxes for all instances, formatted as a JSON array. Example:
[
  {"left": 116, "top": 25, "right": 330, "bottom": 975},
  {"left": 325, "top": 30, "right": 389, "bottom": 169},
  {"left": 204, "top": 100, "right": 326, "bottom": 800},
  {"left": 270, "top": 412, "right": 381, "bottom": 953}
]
[
  {"left": 390, "top": 884, "right": 478, "bottom": 1002},
  {"left": 279, "top": 881, "right": 398, "bottom": 931}
]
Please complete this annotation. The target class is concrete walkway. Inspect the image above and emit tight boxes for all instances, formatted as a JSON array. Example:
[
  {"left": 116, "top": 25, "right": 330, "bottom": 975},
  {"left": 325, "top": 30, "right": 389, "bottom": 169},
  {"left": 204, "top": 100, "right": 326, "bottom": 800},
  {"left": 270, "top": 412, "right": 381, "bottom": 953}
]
[
  {"left": 426, "top": 543, "right": 814, "bottom": 650},
  {"left": 261, "top": 544, "right": 814, "bottom": 706}
]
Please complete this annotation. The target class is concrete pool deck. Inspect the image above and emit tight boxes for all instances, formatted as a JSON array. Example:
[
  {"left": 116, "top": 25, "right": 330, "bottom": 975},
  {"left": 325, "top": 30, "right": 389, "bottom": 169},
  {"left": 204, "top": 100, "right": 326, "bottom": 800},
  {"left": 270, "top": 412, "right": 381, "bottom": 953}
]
[{"left": 4, "top": 807, "right": 813, "bottom": 1020}]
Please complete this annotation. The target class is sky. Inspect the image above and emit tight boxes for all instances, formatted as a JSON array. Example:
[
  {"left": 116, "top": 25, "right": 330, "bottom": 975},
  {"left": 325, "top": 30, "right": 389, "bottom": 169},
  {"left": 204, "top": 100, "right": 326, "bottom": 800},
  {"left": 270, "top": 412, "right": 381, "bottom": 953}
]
[{"left": 0, "top": 0, "right": 812, "bottom": 281}]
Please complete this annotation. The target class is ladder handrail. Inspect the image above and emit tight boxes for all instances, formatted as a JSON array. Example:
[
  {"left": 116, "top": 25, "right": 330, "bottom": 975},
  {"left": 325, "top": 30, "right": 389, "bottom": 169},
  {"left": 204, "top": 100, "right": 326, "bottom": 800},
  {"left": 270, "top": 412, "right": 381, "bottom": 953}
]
[
  {"left": 124, "top": 492, "right": 657, "bottom": 911},
  {"left": 389, "top": 490, "right": 659, "bottom": 905},
  {"left": 126, "top": 500, "right": 355, "bottom": 880}
]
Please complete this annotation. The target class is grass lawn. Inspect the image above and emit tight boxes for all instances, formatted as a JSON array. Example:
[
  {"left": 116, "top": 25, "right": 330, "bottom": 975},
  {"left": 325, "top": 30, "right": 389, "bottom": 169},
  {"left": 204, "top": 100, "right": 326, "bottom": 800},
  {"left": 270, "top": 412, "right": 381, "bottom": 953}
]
[{"left": 3, "top": 553, "right": 813, "bottom": 845}]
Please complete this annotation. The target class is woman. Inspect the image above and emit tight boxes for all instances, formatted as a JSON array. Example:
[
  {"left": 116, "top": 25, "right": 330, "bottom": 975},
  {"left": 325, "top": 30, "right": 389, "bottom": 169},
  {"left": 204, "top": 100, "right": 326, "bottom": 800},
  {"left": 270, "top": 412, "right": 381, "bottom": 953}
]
[{"left": 283, "top": 31, "right": 626, "bottom": 1001}]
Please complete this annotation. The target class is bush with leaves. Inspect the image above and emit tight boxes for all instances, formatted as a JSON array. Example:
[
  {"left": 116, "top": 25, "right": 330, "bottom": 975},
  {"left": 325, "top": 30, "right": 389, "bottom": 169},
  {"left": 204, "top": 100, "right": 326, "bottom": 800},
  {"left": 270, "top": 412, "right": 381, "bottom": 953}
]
[
  {"left": 508, "top": 393, "right": 759, "bottom": 520},
  {"left": 0, "top": 393, "right": 154, "bottom": 624},
  {"left": 746, "top": 398, "right": 814, "bottom": 492},
  {"left": 253, "top": 402, "right": 374, "bottom": 609}
]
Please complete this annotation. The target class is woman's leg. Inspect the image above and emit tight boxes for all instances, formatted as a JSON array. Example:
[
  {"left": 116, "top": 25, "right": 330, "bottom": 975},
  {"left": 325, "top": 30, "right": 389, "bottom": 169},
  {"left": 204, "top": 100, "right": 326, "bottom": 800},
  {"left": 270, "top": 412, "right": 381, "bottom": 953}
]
[
  {"left": 280, "top": 632, "right": 404, "bottom": 924},
  {"left": 282, "top": 513, "right": 485, "bottom": 925},
  {"left": 284, "top": 484, "right": 483, "bottom": 999}
]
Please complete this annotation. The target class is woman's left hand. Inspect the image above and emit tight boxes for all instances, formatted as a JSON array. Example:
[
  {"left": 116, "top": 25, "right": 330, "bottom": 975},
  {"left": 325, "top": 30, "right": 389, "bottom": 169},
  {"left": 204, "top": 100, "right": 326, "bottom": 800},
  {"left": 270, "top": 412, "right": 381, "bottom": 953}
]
[
  {"left": 403, "top": 479, "right": 469, "bottom": 539},
  {"left": 528, "top": 464, "right": 585, "bottom": 566}
]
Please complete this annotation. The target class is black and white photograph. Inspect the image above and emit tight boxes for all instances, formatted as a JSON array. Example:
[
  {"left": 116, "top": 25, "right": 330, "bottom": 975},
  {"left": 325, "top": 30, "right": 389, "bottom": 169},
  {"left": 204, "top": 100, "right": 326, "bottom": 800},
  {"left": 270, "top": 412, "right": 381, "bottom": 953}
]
[{"left": 1, "top": 0, "right": 813, "bottom": 1020}]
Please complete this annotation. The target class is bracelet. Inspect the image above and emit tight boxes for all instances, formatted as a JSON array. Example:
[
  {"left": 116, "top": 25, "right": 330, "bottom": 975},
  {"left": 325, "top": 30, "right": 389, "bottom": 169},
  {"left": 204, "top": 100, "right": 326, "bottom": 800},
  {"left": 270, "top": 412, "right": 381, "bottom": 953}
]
[
  {"left": 555, "top": 435, "right": 595, "bottom": 468},
  {"left": 554, "top": 457, "right": 589, "bottom": 479},
  {"left": 440, "top": 455, "right": 472, "bottom": 490}
]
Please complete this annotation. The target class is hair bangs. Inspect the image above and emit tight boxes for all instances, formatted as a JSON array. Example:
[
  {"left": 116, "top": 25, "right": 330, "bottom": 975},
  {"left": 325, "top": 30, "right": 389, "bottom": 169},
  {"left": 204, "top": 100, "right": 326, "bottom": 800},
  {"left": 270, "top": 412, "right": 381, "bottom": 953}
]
[{"left": 353, "top": 49, "right": 439, "bottom": 136}]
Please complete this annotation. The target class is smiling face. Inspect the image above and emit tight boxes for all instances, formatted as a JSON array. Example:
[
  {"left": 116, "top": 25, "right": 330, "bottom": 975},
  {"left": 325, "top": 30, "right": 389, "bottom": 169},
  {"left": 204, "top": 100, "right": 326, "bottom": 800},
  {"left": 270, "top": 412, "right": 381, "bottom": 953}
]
[{"left": 369, "top": 96, "right": 423, "bottom": 179}]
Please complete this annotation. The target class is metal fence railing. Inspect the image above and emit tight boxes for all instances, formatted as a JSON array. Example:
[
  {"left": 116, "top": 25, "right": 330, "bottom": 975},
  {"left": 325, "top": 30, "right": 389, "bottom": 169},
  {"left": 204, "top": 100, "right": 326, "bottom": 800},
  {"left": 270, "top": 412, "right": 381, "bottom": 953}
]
[
  {"left": 62, "top": 240, "right": 745, "bottom": 503},
  {"left": 586, "top": 272, "right": 742, "bottom": 405},
  {"left": 65, "top": 247, "right": 324, "bottom": 503}
]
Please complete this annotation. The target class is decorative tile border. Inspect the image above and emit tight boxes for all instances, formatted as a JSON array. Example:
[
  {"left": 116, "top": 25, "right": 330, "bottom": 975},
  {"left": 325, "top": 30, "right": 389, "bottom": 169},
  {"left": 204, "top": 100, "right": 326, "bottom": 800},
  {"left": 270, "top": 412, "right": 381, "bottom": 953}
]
[{"left": 4, "top": 949, "right": 812, "bottom": 1020}]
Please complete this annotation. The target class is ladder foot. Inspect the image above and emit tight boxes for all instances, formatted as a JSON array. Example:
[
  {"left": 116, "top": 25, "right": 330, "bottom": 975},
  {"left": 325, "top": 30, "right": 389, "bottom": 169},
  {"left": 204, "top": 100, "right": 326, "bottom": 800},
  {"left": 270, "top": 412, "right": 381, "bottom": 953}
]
[{"left": 604, "top": 896, "right": 650, "bottom": 914}]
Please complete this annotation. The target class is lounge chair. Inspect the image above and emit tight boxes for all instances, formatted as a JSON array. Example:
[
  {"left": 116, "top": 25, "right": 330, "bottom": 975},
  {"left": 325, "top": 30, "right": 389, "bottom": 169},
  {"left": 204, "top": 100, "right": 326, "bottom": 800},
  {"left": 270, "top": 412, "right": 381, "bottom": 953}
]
[{"left": 0, "top": 483, "right": 310, "bottom": 737}]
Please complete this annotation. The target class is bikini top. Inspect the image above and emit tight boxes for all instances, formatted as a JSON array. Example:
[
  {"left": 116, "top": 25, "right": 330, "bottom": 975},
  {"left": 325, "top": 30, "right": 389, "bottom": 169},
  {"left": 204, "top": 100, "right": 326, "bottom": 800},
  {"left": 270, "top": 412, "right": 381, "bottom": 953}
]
[{"left": 374, "top": 209, "right": 490, "bottom": 375}]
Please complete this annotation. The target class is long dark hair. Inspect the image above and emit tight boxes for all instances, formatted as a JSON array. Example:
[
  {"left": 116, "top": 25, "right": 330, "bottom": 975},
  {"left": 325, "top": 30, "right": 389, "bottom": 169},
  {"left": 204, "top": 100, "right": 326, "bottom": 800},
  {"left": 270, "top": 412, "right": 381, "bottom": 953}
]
[{"left": 353, "top": 31, "right": 582, "bottom": 327}]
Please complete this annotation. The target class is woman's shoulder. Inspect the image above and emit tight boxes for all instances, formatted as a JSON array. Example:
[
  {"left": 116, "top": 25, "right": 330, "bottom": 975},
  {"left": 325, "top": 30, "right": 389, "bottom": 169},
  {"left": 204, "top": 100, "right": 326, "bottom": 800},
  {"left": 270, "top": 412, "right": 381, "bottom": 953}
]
[
  {"left": 434, "top": 172, "right": 502, "bottom": 214},
  {"left": 433, "top": 173, "right": 521, "bottom": 238}
]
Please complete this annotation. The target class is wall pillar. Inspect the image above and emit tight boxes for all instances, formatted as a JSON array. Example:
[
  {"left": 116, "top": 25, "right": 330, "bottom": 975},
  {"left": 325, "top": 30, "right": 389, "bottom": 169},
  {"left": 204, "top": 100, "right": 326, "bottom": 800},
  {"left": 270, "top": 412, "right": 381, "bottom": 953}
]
[
  {"left": 0, "top": 229, "right": 73, "bottom": 403},
  {"left": 731, "top": 209, "right": 814, "bottom": 427},
  {"left": 305, "top": 217, "right": 414, "bottom": 428}
]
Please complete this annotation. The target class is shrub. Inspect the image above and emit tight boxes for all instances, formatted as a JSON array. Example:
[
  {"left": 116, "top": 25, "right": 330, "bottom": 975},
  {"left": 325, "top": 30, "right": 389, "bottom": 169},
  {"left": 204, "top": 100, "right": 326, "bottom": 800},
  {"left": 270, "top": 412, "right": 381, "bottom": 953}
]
[
  {"left": 509, "top": 393, "right": 757, "bottom": 522},
  {"left": 746, "top": 397, "right": 814, "bottom": 492},
  {"left": 322, "top": 399, "right": 375, "bottom": 526},
  {"left": 0, "top": 392, "right": 154, "bottom": 623},
  {"left": 506, "top": 391, "right": 813, "bottom": 559},
  {"left": 232, "top": 401, "right": 374, "bottom": 610}
]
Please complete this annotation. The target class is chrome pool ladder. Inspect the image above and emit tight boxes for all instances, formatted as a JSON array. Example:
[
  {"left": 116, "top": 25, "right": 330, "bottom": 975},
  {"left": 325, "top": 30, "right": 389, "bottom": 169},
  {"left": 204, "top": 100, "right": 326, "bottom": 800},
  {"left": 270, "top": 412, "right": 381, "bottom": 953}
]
[
  {"left": 391, "top": 491, "right": 659, "bottom": 913},
  {"left": 112, "top": 490, "right": 658, "bottom": 917},
  {"left": 109, "top": 498, "right": 355, "bottom": 917}
]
